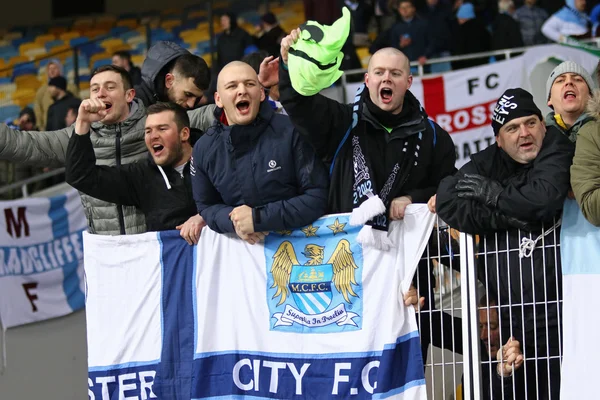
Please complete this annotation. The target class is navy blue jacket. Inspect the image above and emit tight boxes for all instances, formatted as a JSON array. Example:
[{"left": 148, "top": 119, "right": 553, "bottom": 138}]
[{"left": 190, "top": 101, "right": 329, "bottom": 233}]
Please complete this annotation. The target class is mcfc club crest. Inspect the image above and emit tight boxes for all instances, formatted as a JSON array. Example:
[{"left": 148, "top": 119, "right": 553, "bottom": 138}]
[{"left": 265, "top": 216, "right": 363, "bottom": 333}]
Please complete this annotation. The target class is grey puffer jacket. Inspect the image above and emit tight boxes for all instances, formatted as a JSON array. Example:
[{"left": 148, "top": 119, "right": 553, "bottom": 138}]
[{"left": 0, "top": 99, "right": 148, "bottom": 235}]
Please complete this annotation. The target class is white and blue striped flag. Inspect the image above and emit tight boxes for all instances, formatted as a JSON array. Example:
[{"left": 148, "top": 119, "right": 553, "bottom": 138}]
[
  {"left": 0, "top": 188, "right": 86, "bottom": 329},
  {"left": 85, "top": 205, "right": 435, "bottom": 399}
]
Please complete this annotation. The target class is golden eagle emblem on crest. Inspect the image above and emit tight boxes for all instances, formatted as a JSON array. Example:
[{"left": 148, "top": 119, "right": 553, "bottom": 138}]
[{"left": 270, "top": 239, "right": 359, "bottom": 307}]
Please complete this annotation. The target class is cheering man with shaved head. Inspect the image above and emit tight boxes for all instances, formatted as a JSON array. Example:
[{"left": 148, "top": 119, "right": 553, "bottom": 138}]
[
  {"left": 190, "top": 61, "right": 329, "bottom": 244},
  {"left": 275, "top": 29, "right": 456, "bottom": 235}
]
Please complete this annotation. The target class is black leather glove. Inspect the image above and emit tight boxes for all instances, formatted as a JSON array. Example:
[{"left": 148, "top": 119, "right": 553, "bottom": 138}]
[
  {"left": 492, "top": 212, "right": 537, "bottom": 232},
  {"left": 455, "top": 174, "right": 504, "bottom": 208}
]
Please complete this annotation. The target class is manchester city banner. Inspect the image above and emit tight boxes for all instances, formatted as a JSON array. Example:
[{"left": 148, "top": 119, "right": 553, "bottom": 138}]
[
  {"left": 85, "top": 206, "right": 435, "bottom": 400},
  {"left": 0, "top": 188, "right": 87, "bottom": 329}
]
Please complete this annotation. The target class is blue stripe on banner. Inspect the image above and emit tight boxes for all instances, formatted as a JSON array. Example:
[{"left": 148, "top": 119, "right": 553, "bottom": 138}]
[
  {"left": 88, "top": 363, "right": 160, "bottom": 399},
  {"left": 153, "top": 230, "right": 196, "bottom": 399},
  {"left": 48, "top": 194, "right": 85, "bottom": 311},
  {"left": 190, "top": 335, "right": 424, "bottom": 399},
  {"left": 194, "top": 331, "right": 421, "bottom": 361}
]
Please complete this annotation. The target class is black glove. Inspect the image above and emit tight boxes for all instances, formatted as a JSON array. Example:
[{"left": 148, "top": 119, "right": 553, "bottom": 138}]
[
  {"left": 492, "top": 212, "right": 537, "bottom": 232},
  {"left": 455, "top": 174, "right": 504, "bottom": 208}
]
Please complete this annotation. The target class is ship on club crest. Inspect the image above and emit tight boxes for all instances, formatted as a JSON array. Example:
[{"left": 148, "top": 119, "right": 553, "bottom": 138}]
[{"left": 269, "top": 238, "right": 362, "bottom": 332}]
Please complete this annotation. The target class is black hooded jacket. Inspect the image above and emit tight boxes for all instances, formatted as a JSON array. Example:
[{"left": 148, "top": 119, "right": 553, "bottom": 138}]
[
  {"left": 65, "top": 130, "right": 197, "bottom": 232},
  {"left": 436, "top": 127, "right": 574, "bottom": 351},
  {"left": 216, "top": 13, "right": 254, "bottom": 71},
  {"left": 278, "top": 61, "right": 457, "bottom": 213},
  {"left": 135, "top": 41, "right": 190, "bottom": 108}
]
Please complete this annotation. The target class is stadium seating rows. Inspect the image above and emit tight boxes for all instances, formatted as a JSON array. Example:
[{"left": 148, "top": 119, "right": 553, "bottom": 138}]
[{"left": 0, "top": 0, "right": 370, "bottom": 123}]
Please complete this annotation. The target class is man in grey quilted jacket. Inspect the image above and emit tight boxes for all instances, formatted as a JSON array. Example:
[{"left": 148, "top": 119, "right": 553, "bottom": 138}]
[{"left": 0, "top": 65, "right": 217, "bottom": 235}]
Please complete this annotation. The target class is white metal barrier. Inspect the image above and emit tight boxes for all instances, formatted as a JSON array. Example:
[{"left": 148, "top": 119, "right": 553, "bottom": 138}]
[{"left": 418, "top": 218, "right": 563, "bottom": 399}]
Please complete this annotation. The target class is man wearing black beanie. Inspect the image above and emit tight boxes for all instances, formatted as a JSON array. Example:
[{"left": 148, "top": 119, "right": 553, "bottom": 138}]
[
  {"left": 46, "top": 76, "right": 81, "bottom": 131},
  {"left": 434, "top": 88, "right": 574, "bottom": 399}
]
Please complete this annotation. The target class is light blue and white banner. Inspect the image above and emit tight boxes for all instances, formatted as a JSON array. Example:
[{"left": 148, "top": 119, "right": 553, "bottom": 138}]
[
  {"left": 85, "top": 206, "right": 435, "bottom": 399},
  {"left": 560, "top": 198, "right": 600, "bottom": 400},
  {"left": 0, "top": 188, "right": 87, "bottom": 328}
]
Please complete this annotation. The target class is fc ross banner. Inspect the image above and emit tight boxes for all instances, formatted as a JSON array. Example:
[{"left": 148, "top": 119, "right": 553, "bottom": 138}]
[
  {"left": 345, "top": 44, "right": 600, "bottom": 168},
  {"left": 0, "top": 188, "right": 87, "bottom": 329},
  {"left": 85, "top": 206, "right": 435, "bottom": 400}
]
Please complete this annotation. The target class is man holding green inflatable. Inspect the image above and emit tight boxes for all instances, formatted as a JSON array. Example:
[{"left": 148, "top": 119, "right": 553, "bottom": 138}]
[{"left": 262, "top": 8, "right": 456, "bottom": 249}]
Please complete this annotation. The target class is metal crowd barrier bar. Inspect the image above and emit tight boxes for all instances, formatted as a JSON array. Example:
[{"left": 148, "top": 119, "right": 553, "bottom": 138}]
[
  {"left": 0, "top": 167, "right": 65, "bottom": 198},
  {"left": 416, "top": 217, "right": 563, "bottom": 399}
]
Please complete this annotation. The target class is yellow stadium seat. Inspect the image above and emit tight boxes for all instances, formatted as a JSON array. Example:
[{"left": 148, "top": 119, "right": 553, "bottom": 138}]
[
  {"left": 11, "top": 88, "right": 36, "bottom": 108},
  {"left": 35, "top": 34, "right": 56, "bottom": 45},
  {"left": 19, "top": 42, "right": 40, "bottom": 55},
  {"left": 73, "top": 17, "right": 94, "bottom": 27},
  {"left": 95, "top": 21, "right": 115, "bottom": 31},
  {"left": 59, "top": 31, "right": 80, "bottom": 41},
  {"left": 24, "top": 47, "right": 47, "bottom": 59},
  {"left": 116, "top": 19, "right": 138, "bottom": 30},
  {"left": 100, "top": 38, "right": 124, "bottom": 49},
  {"left": 46, "top": 44, "right": 72, "bottom": 59},
  {"left": 201, "top": 53, "right": 215, "bottom": 68},
  {"left": 8, "top": 55, "right": 30, "bottom": 66},
  {"left": 89, "top": 52, "right": 114, "bottom": 68},
  {"left": 189, "top": 10, "right": 207, "bottom": 19},
  {"left": 196, "top": 22, "right": 210, "bottom": 31},
  {"left": 161, "top": 20, "right": 181, "bottom": 31},
  {"left": 131, "top": 54, "right": 145, "bottom": 66},
  {"left": 84, "top": 29, "right": 108, "bottom": 39},
  {"left": 14, "top": 75, "right": 41, "bottom": 90},
  {"left": 79, "top": 81, "right": 91, "bottom": 91},
  {"left": 356, "top": 47, "right": 371, "bottom": 69}
]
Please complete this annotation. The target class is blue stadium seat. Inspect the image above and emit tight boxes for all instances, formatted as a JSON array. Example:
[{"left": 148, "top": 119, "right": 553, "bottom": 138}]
[
  {"left": 12, "top": 63, "right": 37, "bottom": 79},
  {"left": 64, "top": 55, "right": 90, "bottom": 69},
  {"left": 78, "top": 43, "right": 104, "bottom": 59},
  {"left": 110, "top": 26, "right": 130, "bottom": 36},
  {"left": 92, "top": 58, "right": 112, "bottom": 70},
  {"left": 0, "top": 77, "right": 12, "bottom": 84},
  {"left": 70, "top": 37, "right": 90, "bottom": 47},
  {"left": 150, "top": 29, "right": 175, "bottom": 42},
  {"left": 196, "top": 40, "right": 211, "bottom": 54},
  {"left": 0, "top": 45, "right": 17, "bottom": 59},
  {"left": 120, "top": 30, "right": 142, "bottom": 41},
  {"left": 44, "top": 40, "right": 65, "bottom": 52},
  {"left": 11, "top": 37, "right": 33, "bottom": 48},
  {"left": 0, "top": 105, "right": 21, "bottom": 122}
]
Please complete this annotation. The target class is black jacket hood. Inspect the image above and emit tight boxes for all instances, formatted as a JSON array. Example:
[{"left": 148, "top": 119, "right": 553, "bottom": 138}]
[{"left": 137, "top": 41, "right": 190, "bottom": 104}]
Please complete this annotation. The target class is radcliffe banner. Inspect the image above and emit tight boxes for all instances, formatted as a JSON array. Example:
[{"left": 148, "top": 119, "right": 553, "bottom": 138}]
[
  {"left": 0, "top": 188, "right": 87, "bottom": 329},
  {"left": 85, "top": 206, "right": 435, "bottom": 399}
]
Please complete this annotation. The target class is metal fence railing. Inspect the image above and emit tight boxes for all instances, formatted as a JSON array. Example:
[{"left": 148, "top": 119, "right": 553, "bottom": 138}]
[{"left": 413, "top": 217, "right": 564, "bottom": 399}]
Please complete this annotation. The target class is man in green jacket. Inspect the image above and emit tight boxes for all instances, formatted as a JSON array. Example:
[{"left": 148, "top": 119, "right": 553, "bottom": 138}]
[
  {"left": 0, "top": 65, "right": 217, "bottom": 235},
  {"left": 571, "top": 89, "right": 600, "bottom": 225}
]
